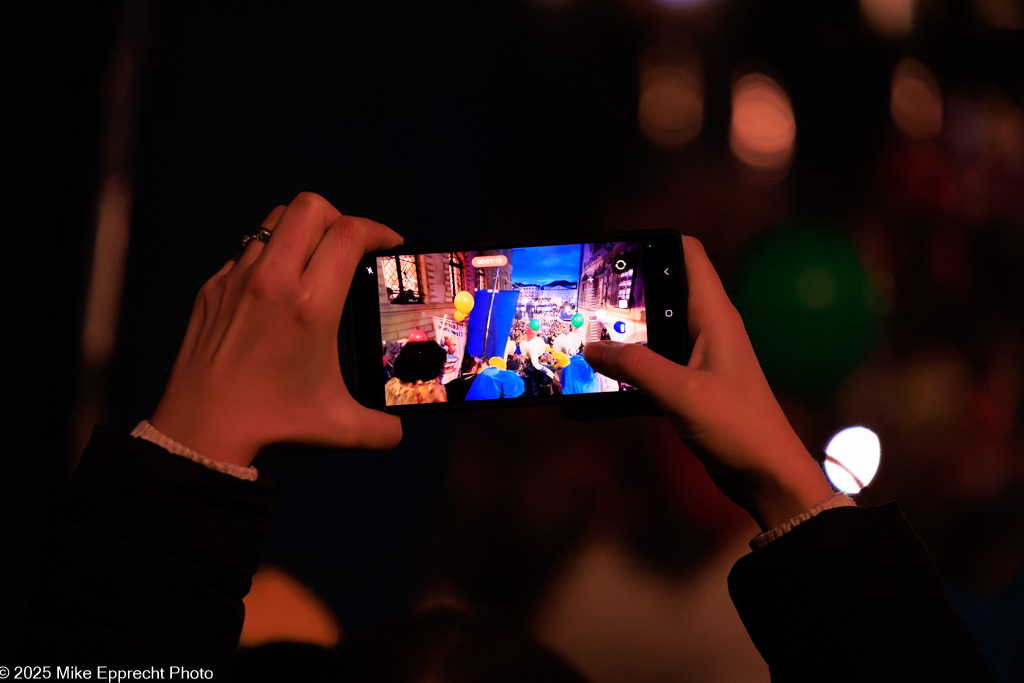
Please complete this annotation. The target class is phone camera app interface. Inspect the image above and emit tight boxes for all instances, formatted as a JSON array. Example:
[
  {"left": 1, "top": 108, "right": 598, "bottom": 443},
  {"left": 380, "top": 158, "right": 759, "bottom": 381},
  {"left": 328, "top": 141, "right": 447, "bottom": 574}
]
[{"left": 376, "top": 241, "right": 647, "bottom": 407}]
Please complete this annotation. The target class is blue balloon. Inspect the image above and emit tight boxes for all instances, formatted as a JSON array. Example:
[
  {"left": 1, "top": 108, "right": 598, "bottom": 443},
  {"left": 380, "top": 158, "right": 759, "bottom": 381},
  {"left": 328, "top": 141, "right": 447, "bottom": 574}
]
[{"left": 613, "top": 321, "right": 626, "bottom": 334}]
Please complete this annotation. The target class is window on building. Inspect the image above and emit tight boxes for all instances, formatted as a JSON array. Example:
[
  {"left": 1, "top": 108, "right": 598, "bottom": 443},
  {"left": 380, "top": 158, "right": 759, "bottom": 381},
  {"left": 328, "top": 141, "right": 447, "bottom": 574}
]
[
  {"left": 617, "top": 269, "right": 634, "bottom": 308},
  {"left": 447, "top": 252, "right": 464, "bottom": 297},
  {"left": 382, "top": 255, "right": 422, "bottom": 304}
]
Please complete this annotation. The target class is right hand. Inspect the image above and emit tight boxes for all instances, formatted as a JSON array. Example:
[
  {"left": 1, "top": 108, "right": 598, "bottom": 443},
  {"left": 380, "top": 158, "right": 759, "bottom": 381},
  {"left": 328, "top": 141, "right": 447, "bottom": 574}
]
[{"left": 584, "top": 236, "right": 835, "bottom": 531}]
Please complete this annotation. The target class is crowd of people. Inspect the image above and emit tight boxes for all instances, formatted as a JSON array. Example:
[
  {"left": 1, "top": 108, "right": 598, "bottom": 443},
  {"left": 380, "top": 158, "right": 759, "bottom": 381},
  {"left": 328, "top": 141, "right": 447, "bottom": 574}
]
[
  {"left": 512, "top": 308, "right": 573, "bottom": 340},
  {"left": 382, "top": 319, "right": 620, "bottom": 406}
]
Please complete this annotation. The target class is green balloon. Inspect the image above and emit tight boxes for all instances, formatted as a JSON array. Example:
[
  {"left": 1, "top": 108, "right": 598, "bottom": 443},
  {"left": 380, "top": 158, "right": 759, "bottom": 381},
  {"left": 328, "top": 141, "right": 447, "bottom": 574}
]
[
  {"left": 731, "top": 223, "right": 883, "bottom": 396},
  {"left": 571, "top": 313, "right": 584, "bottom": 328},
  {"left": 530, "top": 318, "right": 541, "bottom": 331}
]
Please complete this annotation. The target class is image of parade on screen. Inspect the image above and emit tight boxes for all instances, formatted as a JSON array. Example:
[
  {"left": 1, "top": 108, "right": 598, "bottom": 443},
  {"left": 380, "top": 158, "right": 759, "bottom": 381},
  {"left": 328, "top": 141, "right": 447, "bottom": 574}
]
[{"left": 374, "top": 241, "right": 648, "bottom": 406}]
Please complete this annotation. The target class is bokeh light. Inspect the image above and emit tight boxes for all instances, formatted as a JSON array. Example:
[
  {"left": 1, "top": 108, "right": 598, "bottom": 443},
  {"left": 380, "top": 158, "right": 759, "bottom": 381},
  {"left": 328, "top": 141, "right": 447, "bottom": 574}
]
[
  {"left": 946, "top": 94, "right": 989, "bottom": 158},
  {"left": 824, "top": 426, "right": 881, "bottom": 494},
  {"left": 731, "top": 225, "right": 882, "bottom": 395},
  {"left": 638, "top": 44, "right": 704, "bottom": 150},
  {"left": 652, "top": 0, "right": 711, "bottom": 8},
  {"left": 729, "top": 72, "right": 796, "bottom": 175},
  {"left": 860, "top": 0, "right": 915, "bottom": 38},
  {"left": 974, "top": 0, "right": 1024, "bottom": 30},
  {"left": 946, "top": 90, "right": 1024, "bottom": 222},
  {"left": 983, "top": 92, "right": 1024, "bottom": 164},
  {"left": 528, "top": 0, "right": 576, "bottom": 9},
  {"left": 890, "top": 58, "right": 943, "bottom": 140},
  {"left": 794, "top": 266, "right": 837, "bottom": 310}
]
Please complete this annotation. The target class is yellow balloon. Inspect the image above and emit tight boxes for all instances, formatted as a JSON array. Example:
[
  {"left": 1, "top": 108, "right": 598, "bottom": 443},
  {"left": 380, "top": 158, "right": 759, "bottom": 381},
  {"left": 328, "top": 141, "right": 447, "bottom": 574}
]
[
  {"left": 488, "top": 356, "right": 506, "bottom": 370},
  {"left": 454, "top": 311, "right": 467, "bottom": 322},
  {"left": 454, "top": 290, "right": 475, "bottom": 315},
  {"left": 552, "top": 351, "right": 570, "bottom": 368}
]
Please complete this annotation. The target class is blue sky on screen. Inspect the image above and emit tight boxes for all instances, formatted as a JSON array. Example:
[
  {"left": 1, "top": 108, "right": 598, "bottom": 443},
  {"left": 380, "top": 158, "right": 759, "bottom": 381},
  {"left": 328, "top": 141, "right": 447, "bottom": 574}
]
[{"left": 509, "top": 244, "right": 583, "bottom": 285}]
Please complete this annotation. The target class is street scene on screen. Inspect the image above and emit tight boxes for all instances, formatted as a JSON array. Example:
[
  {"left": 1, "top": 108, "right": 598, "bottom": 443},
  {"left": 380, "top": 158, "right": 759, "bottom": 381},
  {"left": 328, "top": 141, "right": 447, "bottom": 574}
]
[{"left": 374, "top": 241, "right": 648, "bottom": 406}]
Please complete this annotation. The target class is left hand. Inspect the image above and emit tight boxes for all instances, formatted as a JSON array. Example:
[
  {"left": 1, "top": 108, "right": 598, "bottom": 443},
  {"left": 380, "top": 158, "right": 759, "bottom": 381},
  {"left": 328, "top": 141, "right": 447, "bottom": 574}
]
[{"left": 150, "top": 192, "right": 403, "bottom": 467}]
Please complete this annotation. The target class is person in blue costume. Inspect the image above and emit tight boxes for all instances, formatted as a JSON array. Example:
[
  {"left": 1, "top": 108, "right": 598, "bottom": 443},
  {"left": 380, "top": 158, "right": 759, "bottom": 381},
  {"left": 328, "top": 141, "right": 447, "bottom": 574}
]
[
  {"left": 465, "top": 357, "right": 525, "bottom": 401},
  {"left": 560, "top": 353, "right": 601, "bottom": 395}
]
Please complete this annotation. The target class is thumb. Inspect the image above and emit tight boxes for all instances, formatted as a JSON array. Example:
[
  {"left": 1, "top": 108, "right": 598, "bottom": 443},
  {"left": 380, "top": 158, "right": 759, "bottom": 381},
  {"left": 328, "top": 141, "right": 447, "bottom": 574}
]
[{"left": 584, "top": 341, "right": 691, "bottom": 405}]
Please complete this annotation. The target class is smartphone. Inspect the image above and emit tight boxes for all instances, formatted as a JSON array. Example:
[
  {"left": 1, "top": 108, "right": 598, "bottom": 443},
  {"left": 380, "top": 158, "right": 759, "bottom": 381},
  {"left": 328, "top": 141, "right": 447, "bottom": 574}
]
[{"left": 346, "top": 230, "right": 689, "bottom": 415}]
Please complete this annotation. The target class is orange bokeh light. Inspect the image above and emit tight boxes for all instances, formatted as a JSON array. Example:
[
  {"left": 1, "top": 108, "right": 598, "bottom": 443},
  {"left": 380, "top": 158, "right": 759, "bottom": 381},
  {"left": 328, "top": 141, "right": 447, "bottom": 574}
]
[
  {"left": 860, "top": 0, "right": 915, "bottom": 37},
  {"left": 729, "top": 73, "right": 796, "bottom": 173},
  {"left": 890, "top": 58, "right": 943, "bottom": 140},
  {"left": 637, "top": 44, "right": 704, "bottom": 150},
  {"left": 638, "top": 65, "right": 704, "bottom": 149},
  {"left": 974, "top": 0, "right": 1024, "bottom": 30}
]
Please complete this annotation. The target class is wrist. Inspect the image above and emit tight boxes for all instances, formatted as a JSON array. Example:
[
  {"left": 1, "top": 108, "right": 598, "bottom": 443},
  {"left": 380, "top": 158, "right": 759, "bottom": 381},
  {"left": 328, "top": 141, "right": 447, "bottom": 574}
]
[
  {"left": 149, "top": 405, "right": 259, "bottom": 469},
  {"left": 748, "top": 461, "right": 837, "bottom": 532},
  {"left": 750, "top": 492, "right": 854, "bottom": 549},
  {"left": 132, "top": 420, "right": 259, "bottom": 480}
]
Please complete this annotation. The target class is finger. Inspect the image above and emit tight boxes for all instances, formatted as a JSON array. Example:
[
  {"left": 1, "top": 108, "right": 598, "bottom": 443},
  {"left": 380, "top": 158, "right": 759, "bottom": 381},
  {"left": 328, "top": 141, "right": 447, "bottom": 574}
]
[
  {"left": 233, "top": 204, "right": 287, "bottom": 271},
  {"left": 262, "top": 204, "right": 287, "bottom": 230},
  {"left": 174, "top": 256, "right": 237, "bottom": 363},
  {"left": 679, "top": 235, "right": 748, "bottom": 356},
  {"left": 259, "top": 192, "right": 342, "bottom": 274},
  {"left": 199, "top": 253, "right": 233, "bottom": 298},
  {"left": 303, "top": 214, "right": 404, "bottom": 315},
  {"left": 584, "top": 341, "right": 693, "bottom": 408},
  {"left": 680, "top": 235, "right": 733, "bottom": 317}
]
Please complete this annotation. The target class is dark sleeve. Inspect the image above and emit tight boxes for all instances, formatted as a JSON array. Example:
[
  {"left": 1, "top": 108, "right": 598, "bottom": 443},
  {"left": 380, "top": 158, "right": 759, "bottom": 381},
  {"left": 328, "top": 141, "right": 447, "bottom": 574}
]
[
  {"left": 728, "top": 503, "right": 994, "bottom": 682},
  {"left": 17, "top": 426, "right": 277, "bottom": 670}
]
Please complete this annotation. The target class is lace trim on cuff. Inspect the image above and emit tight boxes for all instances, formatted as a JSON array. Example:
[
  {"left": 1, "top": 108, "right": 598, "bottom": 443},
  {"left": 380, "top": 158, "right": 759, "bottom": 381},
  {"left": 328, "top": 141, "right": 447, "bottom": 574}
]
[
  {"left": 750, "top": 492, "right": 854, "bottom": 550},
  {"left": 130, "top": 420, "right": 258, "bottom": 482}
]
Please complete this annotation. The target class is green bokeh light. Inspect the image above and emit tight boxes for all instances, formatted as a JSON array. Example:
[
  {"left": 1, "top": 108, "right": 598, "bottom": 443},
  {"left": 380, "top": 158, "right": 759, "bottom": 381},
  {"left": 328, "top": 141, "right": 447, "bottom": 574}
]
[{"left": 730, "top": 223, "right": 882, "bottom": 396}]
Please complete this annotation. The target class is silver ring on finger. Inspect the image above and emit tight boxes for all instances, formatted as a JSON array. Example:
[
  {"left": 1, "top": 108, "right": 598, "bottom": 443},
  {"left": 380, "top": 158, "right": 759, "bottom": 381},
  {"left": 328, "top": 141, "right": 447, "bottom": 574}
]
[{"left": 241, "top": 227, "right": 272, "bottom": 248}]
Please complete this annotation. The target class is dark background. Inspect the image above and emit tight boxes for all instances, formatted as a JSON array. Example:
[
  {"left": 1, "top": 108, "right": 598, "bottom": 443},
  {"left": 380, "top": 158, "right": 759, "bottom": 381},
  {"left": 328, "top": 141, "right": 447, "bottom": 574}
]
[{"left": 5, "top": 0, "right": 1023, "bottom": 677}]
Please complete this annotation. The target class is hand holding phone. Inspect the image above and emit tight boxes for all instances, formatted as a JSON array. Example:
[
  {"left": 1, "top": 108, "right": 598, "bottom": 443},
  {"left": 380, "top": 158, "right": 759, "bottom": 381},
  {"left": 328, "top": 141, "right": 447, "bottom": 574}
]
[
  {"left": 150, "top": 193, "right": 403, "bottom": 467},
  {"left": 584, "top": 236, "right": 835, "bottom": 531}
]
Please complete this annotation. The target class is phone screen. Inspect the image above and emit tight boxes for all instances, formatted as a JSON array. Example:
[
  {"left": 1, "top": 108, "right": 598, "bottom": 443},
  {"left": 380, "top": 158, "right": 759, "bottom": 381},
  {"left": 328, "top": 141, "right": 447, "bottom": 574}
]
[{"left": 349, "top": 231, "right": 688, "bottom": 413}]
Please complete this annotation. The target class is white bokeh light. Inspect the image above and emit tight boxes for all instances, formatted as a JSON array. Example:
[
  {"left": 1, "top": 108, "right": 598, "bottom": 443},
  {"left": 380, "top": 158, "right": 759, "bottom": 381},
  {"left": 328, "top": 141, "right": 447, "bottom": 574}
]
[{"left": 824, "top": 426, "right": 881, "bottom": 494}]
